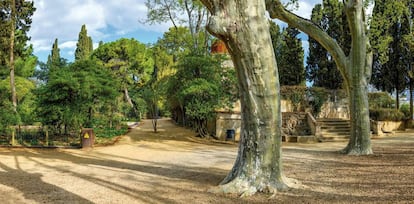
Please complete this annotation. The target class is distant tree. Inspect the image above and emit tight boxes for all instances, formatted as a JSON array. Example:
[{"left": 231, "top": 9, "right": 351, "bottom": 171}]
[
  {"left": 278, "top": 26, "right": 304, "bottom": 85},
  {"left": 145, "top": 0, "right": 208, "bottom": 50},
  {"left": 140, "top": 45, "right": 175, "bottom": 132},
  {"left": 269, "top": 20, "right": 283, "bottom": 63},
  {"left": 48, "top": 38, "right": 60, "bottom": 67},
  {"left": 167, "top": 50, "right": 237, "bottom": 138},
  {"left": 0, "top": 0, "right": 35, "bottom": 111},
  {"left": 75, "top": 24, "right": 93, "bottom": 61},
  {"left": 36, "top": 59, "right": 118, "bottom": 132},
  {"left": 92, "top": 38, "right": 154, "bottom": 113},
  {"left": 33, "top": 38, "right": 65, "bottom": 83},
  {"left": 306, "top": 0, "right": 350, "bottom": 89},
  {"left": 370, "top": 0, "right": 411, "bottom": 109},
  {"left": 157, "top": 27, "right": 194, "bottom": 60}
]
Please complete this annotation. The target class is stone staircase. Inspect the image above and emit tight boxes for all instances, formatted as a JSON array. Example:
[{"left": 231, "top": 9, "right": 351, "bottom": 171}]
[
  {"left": 282, "top": 112, "right": 315, "bottom": 143},
  {"left": 317, "top": 118, "right": 350, "bottom": 142}
]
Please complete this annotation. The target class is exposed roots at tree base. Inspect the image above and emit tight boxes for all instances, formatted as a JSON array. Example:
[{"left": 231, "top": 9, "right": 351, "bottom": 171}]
[
  {"left": 340, "top": 145, "right": 373, "bottom": 155},
  {"left": 208, "top": 177, "right": 302, "bottom": 197}
]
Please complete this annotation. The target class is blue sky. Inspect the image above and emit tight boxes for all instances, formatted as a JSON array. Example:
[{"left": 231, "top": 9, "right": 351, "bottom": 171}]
[{"left": 28, "top": 0, "right": 320, "bottom": 63}]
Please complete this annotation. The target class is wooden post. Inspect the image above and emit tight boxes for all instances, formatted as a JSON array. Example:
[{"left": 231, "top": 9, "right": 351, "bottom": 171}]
[
  {"left": 45, "top": 126, "right": 49, "bottom": 146},
  {"left": 11, "top": 129, "right": 15, "bottom": 146}
]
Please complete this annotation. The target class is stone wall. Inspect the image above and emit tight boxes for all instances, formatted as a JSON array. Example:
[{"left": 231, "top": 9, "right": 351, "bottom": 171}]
[
  {"left": 215, "top": 112, "right": 241, "bottom": 141},
  {"left": 317, "top": 99, "right": 349, "bottom": 119},
  {"left": 371, "top": 120, "right": 405, "bottom": 136}
]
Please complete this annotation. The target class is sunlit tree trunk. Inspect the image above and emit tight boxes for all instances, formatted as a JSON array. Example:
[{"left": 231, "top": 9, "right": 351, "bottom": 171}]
[
  {"left": 9, "top": 0, "right": 17, "bottom": 112},
  {"left": 200, "top": 0, "right": 295, "bottom": 195},
  {"left": 267, "top": 0, "right": 372, "bottom": 155}
]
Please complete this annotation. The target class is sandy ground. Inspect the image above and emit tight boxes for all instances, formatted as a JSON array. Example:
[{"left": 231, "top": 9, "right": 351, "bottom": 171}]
[{"left": 0, "top": 118, "right": 413, "bottom": 203}]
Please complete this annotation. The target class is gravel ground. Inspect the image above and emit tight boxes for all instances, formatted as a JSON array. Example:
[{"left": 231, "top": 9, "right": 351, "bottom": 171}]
[{"left": 0, "top": 118, "right": 413, "bottom": 203}]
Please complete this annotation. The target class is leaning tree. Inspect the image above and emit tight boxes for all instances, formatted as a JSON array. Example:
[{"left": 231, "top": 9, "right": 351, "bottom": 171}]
[
  {"left": 198, "top": 0, "right": 373, "bottom": 196},
  {"left": 267, "top": 0, "right": 373, "bottom": 155}
]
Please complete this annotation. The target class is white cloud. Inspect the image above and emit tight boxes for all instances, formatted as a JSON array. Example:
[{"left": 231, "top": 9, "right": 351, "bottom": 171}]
[
  {"left": 29, "top": 0, "right": 172, "bottom": 61},
  {"left": 282, "top": 0, "right": 320, "bottom": 19},
  {"left": 60, "top": 41, "right": 77, "bottom": 49},
  {"left": 295, "top": 1, "right": 315, "bottom": 19}
]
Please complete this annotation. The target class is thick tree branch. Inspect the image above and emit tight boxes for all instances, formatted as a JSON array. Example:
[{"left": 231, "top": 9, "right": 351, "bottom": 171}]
[{"left": 266, "top": 0, "right": 350, "bottom": 81}]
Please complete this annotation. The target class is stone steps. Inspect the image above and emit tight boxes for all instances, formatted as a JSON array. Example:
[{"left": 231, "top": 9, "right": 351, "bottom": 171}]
[{"left": 317, "top": 118, "right": 350, "bottom": 142}]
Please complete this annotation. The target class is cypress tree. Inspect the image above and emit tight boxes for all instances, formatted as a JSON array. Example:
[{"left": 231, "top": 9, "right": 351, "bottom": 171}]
[
  {"left": 278, "top": 26, "right": 305, "bottom": 85},
  {"left": 75, "top": 24, "right": 93, "bottom": 61},
  {"left": 269, "top": 22, "right": 304, "bottom": 86},
  {"left": 370, "top": 0, "right": 411, "bottom": 109},
  {"left": 306, "top": 0, "right": 350, "bottom": 89},
  {"left": 47, "top": 38, "right": 60, "bottom": 67}
]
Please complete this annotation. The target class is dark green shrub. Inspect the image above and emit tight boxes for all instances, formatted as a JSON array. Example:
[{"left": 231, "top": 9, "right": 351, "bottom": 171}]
[
  {"left": 399, "top": 104, "right": 411, "bottom": 119},
  {"left": 368, "top": 92, "right": 395, "bottom": 108},
  {"left": 280, "top": 86, "right": 307, "bottom": 111},
  {"left": 369, "top": 108, "right": 404, "bottom": 121},
  {"left": 308, "top": 87, "right": 330, "bottom": 116},
  {"left": 94, "top": 125, "right": 128, "bottom": 138}
]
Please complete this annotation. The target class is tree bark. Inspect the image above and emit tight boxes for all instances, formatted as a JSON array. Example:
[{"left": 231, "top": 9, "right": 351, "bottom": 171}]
[
  {"left": 341, "top": 0, "right": 372, "bottom": 155},
  {"left": 200, "top": 0, "right": 295, "bottom": 196},
  {"left": 124, "top": 88, "right": 134, "bottom": 108},
  {"left": 267, "top": 0, "right": 372, "bottom": 155},
  {"left": 9, "top": 0, "right": 17, "bottom": 112}
]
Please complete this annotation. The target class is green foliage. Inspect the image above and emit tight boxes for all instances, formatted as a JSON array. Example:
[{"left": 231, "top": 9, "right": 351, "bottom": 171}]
[
  {"left": 368, "top": 93, "right": 406, "bottom": 121},
  {"left": 0, "top": 0, "right": 36, "bottom": 66},
  {"left": 75, "top": 25, "right": 93, "bottom": 61},
  {"left": 276, "top": 26, "right": 305, "bottom": 85},
  {"left": 36, "top": 59, "right": 119, "bottom": 132},
  {"left": 280, "top": 86, "right": 307, "bottom": 111},
  {"left": 399, "top": 103, "right": 411, "bottom": 119},
  {"left": 270, "top": 22, "right": 305, "bottom": 86},
  {"left": 370, "top": 0, "right": 412, "bottom": 102},
  {"left": 94, "top": 126, "right": 128, "bottom": 138},
  {"left": 179, "top": 78, "right": 220, "bottom": 120},
  {"left": 368, "top": 92, "right": 395, "bottom": 108},
  {"left": 369, "top": 108, "right": 405, "bottom": 121},
  {"left": 0, "top": 85, "right": 18, "bottom": 131},
  {"left": 280, "top": 86, "right": 332, "bottom": 116},
  {"left": 306, "top": 0, "right": 350, "bottom": 89},
  {"left": 308, "top": 87, "right": 330, "bottom": 115},
  {"left": 145, "top": 0, "right": 209, "bottom": 51},
  {"left": 92, "top": 38, "right": 154, "bottom": 88},
  {"left": 166, "top": 50, "right": 238, "bottom": 133}
]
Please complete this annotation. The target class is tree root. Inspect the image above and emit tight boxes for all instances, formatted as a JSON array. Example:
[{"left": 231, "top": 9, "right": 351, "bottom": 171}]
[
  {"left": 208, "top": 176, "right": 302, "bottom": 197},
  {"left": 340, "top": 146, "right": 373, "bottom": 155}
]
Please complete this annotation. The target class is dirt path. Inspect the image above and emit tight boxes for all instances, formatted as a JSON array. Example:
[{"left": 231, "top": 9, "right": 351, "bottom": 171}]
[{"left": 0, "top": 118, "right": 413, "bottom": 203}]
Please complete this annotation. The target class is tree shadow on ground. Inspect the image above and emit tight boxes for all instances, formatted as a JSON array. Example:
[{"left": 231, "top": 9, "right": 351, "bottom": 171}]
[
  {"left": 0, "top": 159, "right": 93, "bottom": 203},
  {"left": 0, "top": 148, "right": 232, "bottom": 203}
]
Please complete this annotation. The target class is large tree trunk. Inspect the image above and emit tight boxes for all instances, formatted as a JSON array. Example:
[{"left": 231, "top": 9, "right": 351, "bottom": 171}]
[
  {"left": 341, "top": 0, "right": 372, "bottom": 155},
  {"left": 267, "top": 0, "right": 373, "bottom": 155},
  {"left": 200, "top": 0, "right": 295, "bottom": 196},
  {"left": 9, "top": 0, "right": 17, "bottom": 112}
]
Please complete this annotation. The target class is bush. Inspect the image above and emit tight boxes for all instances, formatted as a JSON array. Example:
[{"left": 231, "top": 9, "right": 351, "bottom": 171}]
[
  {"left": 369, "top": 108, "right": 405, "bottom": 121},
  {"left": 399, "top": 104, "right": 411, "bottom": 119},
  {"left": 94, "top": 125, "right": 128, "bottom": 138},
  {"left": 280, "top": 86, "right": 307, "bottom": 111},
  {"left": 308, "top": 87, "right": 330, "bottom": 116},
  {"left": 368, "top": 92, "right": 395, "bottom": 108}
]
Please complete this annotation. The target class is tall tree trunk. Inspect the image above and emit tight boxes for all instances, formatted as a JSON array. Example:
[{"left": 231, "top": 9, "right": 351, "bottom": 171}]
[
  {"left": 200, "top": 0, "right": 295, "bottom": 195},
  {"left": 396, "top": 88, "right": 400, "bottom": 110},
  {"left": 124, "top": 88, "right": 134, "bottom": 107},
  {"left": 410, "top": 77, "right": 413, "bottom": 119},
  {"left": 340, "top": 0, "right": 373, "bottom": 155},
  {"left": 267, "top": 0, "right": 373, "bottom": 155},
  {"left": 9, "top": 0, "right": 17, "bottom": 112}
]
